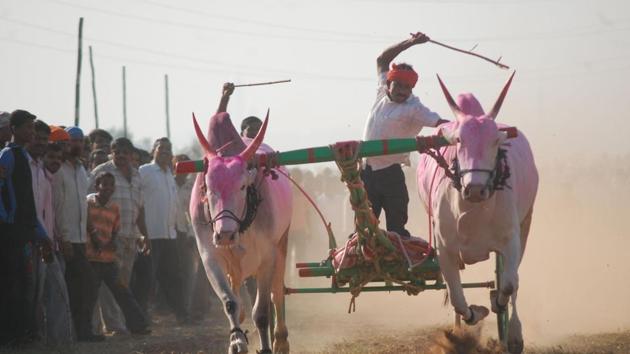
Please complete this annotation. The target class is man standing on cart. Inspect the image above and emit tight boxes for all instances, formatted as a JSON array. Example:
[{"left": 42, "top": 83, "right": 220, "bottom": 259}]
[{"left": 362, "top": 32, "right": 448, "bottom": 237}]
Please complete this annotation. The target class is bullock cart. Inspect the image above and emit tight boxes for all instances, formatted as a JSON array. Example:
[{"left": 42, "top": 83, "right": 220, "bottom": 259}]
[{"left": 176, "top": 132, "right": 518, "bottom": 346}]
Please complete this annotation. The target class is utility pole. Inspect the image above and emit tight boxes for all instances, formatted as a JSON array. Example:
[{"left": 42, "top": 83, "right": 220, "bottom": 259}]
[
  {"left": 165, "top": 74, "right": 171, "bottom": 140},
  {"left": 122, "top": 66, "right": 127, "bottom": 137},
  {"left": 89, "top": 46, "right": 99, "bottom": 128},
  {"left": 73, "top": 17, "right": 83, "bottom": 127}
]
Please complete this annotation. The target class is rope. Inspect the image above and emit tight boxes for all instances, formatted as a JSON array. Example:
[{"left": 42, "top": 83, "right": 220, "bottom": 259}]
[{"left": 274, "top": 168, "right": 337, "bottom": 249}]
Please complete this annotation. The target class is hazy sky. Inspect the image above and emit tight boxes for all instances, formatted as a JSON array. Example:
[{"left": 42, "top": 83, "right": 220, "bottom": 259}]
[{"left": 1, "top": 0, "right": 628, "bottom": 162}]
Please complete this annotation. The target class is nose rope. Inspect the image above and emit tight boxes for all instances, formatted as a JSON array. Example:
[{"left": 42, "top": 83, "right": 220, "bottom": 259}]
[
  {"left": 452, "top": 147, "right": 511, "bottom": 194},
  {"left": 424, "top": 147, "right": 510, "bottom": 194},
  {"left": 200, "top": 175, "right": 262, "bottom": 235}
]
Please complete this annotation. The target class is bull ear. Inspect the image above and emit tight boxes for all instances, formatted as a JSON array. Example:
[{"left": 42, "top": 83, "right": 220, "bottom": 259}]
[
  {"left": 498, "top": 129, "right": 509, "bottom": 145},
  {"left": 436, "top": 74, "right": 464, "bottom": 121},
  {"left": 488, "top": 71, "right": 516, "bottom": 121},
  {"left": 239, "top": 109, "right": 269, "bottom": 162},
  {"left": 192, "top": 113, "right": 216, "bottom": 158},
  {"left": 439, "top": 125, "right": 459, "bottom": 145}
]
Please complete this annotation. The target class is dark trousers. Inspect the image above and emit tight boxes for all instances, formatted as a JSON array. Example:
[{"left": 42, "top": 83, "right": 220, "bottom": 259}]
[
  {"left": 360, "top": 164, "right": 411, "bottom": 237},
  {"left": 176, "top": 233, "right": 211, "bottom": 318},
  {"left": 132, "top": 239, "right": 187, "bottom": 320},
  {"left": 130, "top": 252, "right": 152, "bottom": 314},
  {"left": 0, "top": 229, "right": 37, "bottom": 345},
  {"left": 88, "top": 262, "right": 148, "bottom": 332},
  {"left": 65, "top": 243, "right": 98, "bottom": 339}
]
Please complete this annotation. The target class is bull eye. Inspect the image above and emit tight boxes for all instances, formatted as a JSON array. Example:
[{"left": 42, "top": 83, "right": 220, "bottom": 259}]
[{"left": 240, "top": 185, "right": 246, "bottom": 191}]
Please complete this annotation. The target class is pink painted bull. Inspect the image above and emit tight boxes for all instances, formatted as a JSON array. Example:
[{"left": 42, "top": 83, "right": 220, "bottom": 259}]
[
  {"left": 189, "top": 111, "right": 292, "bottom": 354},
  {"left": 417, "top": 73, "right": 538, "bottom": 354}
]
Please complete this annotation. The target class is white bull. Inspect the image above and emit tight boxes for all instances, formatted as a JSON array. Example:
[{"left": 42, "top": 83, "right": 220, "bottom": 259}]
[
  {"left": 190, "top": 112, "right": 292, "bottom": 354},
  {"left": 417, "top": 73, "right": 538, "bottom": 354}
]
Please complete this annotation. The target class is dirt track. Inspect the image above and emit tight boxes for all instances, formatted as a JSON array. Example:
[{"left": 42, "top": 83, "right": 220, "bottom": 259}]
[{"left": 5, "top": 304, "right": 629, "bottom": 354}]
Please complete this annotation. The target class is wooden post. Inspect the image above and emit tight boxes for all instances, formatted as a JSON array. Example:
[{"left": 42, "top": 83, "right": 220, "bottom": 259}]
[
  {"left": 164, "top": 74, "right": 170, "bottom": 140},
  {"left": 74, "top": 17, "right": 83, "bottom": 127},
  {"left": 89, "top": 46, "right": 99, "bottom": 128},
  {"left": 122, "top": 66, "right": 127, "bottom": 138}
]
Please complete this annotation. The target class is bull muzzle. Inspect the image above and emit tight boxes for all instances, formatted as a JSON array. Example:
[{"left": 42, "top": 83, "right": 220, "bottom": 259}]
[
  {"left": 213, "top": 231, "right": 240, "bottom": 248},
  {"left": 462, "top": 184, "right": 490, "bottom": 203}
]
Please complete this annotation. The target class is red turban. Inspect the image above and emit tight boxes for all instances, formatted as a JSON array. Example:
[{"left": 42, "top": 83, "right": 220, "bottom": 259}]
[{"left": 386, "top": 64, "right": 419, "bottom": 88}]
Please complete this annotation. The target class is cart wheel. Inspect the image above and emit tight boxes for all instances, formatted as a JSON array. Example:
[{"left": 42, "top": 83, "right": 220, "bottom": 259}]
[{"left": 494, "top": 252, "right": 509, "bottom": 346}]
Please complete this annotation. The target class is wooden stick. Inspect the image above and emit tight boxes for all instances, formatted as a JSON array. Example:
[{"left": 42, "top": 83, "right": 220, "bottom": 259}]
[
  {"left": 429, "top": 39, "right": 509, "bottom": 69},
  {"left": 74, "top": 17, "right": 83, "bottom": 127},
  {"left": 89, "top": 46, "right": 99, "bottom": 129},
  {"left": 122, "top": 66, "right": 127, "bottom": 138},
  {"left": 164, "top": 74, "right": 171, "bottom": 140},
  {"left": 234, "top": 79, "right": 291, "bottom": 88}
]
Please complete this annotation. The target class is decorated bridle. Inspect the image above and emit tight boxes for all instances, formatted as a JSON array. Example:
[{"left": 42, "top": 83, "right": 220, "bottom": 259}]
[
  {"left": 192, "top": 111, "right": 270, "bottom": 235},
  {"left": 427, "top": 72, "right": 517, "bottom": 195}
]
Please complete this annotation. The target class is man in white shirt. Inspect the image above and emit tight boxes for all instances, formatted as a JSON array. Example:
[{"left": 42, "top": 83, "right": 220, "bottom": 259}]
[
  {"left": 362, "top": 32, "right": 448, "bottom": 237},
  {"left": 139, "top": 138, "right": 188, "bottom": 322},
  {"left": 54, "top": 126, "right": 103, "bottom": 341}
]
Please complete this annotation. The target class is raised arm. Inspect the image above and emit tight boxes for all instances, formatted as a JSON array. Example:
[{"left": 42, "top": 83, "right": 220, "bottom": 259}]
[
  {"left": 216, "top": 82, "right": 235, "bottom": 114},
  {"left": 376, "top": 32, "right": 431, "bottom": 75}
]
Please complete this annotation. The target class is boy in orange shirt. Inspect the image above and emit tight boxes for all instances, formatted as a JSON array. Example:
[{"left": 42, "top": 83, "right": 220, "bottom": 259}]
[{"left": 86, "top": 172, "right": 150, "bottom": 336}]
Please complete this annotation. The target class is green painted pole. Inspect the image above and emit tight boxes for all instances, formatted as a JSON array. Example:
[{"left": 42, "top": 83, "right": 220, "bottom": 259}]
[
  {"left": 266, "top": 136, "right": 450, "bottom": 167},
  {"left": 73, "top": 17, "right": 83, "bottom": 127},
  {"left": 285, "top": 281, "right": 494, "bottom": 295},
  {"left": 175, "top": 136, "right": 450, "bottom": 174}
]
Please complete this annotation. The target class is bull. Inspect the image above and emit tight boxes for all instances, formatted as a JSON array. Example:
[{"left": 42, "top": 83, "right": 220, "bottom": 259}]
[
  {"left": 417, "top": 73, "right": 538, "bottom": 354},
  {"left": 190, "top": 111, "right": 292, "bottom": 354}
]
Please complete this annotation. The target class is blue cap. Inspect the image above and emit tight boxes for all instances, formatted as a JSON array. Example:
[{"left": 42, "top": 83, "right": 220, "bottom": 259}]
[{"left": 65, "top": 126, "right": 84, "bottom": 140}]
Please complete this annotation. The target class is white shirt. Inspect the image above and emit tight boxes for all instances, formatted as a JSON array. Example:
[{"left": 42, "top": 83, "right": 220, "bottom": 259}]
[
  {"left": 29, "top": 157, "right": 55, "bottom": 241},
  {"left": 139, "top": 162, "right": 177, "bottom": 240},
  {"left": 53, "top": 160, "right": 88, "bottom": 243},
  {"left": 175, "top": 176, "right": 194, "bottom": 237},
  {"left": 362, "top": 72, "right": 441, "bottom": 171}
]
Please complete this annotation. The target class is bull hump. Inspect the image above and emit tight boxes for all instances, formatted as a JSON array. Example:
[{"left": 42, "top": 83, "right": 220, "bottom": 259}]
[{"left": 207, "top": 112, "right": 247, "bottom": 156}]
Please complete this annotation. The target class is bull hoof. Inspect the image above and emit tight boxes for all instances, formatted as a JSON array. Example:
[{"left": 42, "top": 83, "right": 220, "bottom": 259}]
[
  {"left": 464, "top": 305, "right": 489, "bottom": 326},
  {"left": 230, "top": 342, "right": 248, "bottom": 354},
  {"left": 229, "top": 330, "right": 249, "bottom": 354},
  {"left": 273, "top": 340, "right": 290, "bottom": 353},
  {"left": 490, "top": 289, "right": 507, "bottom": 314},
  {"left": 508, "top": 338, "right": 524, "bottom": 354}
]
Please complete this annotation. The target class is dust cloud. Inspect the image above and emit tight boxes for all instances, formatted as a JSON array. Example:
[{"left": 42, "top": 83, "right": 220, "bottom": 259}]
[{"left": 280, "top": 153, "right": 630, "bottom": 352}]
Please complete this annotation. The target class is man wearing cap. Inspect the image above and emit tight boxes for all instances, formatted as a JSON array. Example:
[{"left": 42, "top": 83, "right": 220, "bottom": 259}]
[
  {"left": 361, "top": 32, "right": 448, "bottom": 237},
  {"left": 53, "top": 126, "right": 101, "bottom": 341},
  {"left": 0, "top": 110, "right": 51, "bottom": 345},
  {"left": 0, "top": 111, "right": 11, "bottom": 148}
]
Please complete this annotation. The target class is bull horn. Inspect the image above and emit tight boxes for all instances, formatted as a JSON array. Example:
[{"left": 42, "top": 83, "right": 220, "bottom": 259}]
[
  {"left": 192, "top": 112, "right": 216, "bottom": 158},
  {"left": 436, "top": 74, "right": 464, "bottom": 119},
  {"left": 488, "top": 71, "right": 516, "bottom": 120},
  {"left": 239, "top": 109, "right": 269, "bottom": 161}
]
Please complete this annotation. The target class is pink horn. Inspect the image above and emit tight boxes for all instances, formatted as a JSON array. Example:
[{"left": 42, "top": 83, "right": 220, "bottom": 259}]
[
  {"left": 192, "top": 113, "right": 216, "bottom": 158},
  {"left": 436, "top": 74, "right": 464, "bottom": 119},
  {"left": 488, "top": 71, "right": 516, "bottom": 120},
  {"left": 239, "top": 109, "right": 269, "bottom": 161}
]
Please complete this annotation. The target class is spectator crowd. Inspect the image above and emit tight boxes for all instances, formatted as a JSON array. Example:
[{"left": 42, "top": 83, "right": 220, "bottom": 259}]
[{"left": 0, "top": 109, "right": 213, "bottom": 347}]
